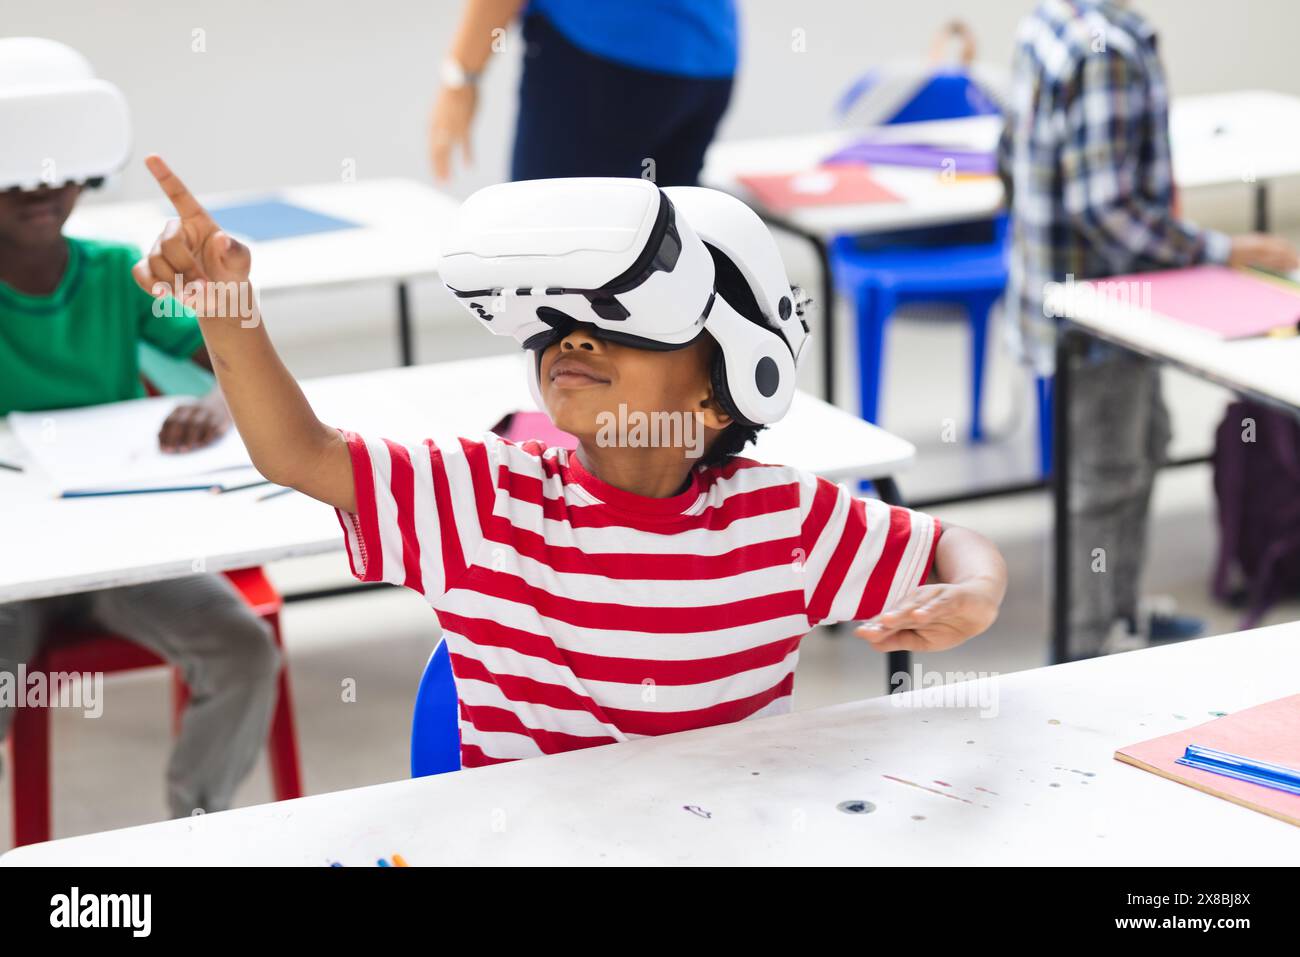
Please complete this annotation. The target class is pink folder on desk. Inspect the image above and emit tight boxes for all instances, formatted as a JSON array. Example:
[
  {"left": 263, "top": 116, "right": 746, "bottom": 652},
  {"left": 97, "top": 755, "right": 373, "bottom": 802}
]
[
  {"left": 1105, "top": 265, "right": 1300, "bottom": 338},
  {"left": 491, "top": 411, "right": 578, "bottom": 450},
  {"left": 1114, "top": 695, "right": 1300, "bottom": 827}
]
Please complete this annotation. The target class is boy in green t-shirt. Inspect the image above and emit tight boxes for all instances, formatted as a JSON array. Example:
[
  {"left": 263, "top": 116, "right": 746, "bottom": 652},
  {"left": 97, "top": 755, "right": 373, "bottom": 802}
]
[{"left": 0, "top": 40, "right": 280, "bottom": 820}]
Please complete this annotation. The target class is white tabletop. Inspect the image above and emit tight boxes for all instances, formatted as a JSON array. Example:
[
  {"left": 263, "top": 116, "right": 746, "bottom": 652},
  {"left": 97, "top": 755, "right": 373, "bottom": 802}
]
[
  {"left": 1168, "top": 89, "right": 1300, "bottom": 189},
  {"left": 0, "top": 354, "right": 915, "bottom": 603},
  {"left": 65, "top": 178, "right": 460, "bottom": 291},
  {"left": 702, "top": 90, "right": 1300, "bottom": 239},
  {"left": 1052, "top": 281, "right": 1300, "bottom": 411},
  {"left": 6, "top": 622, "right": 1296, "bottom": 866}
]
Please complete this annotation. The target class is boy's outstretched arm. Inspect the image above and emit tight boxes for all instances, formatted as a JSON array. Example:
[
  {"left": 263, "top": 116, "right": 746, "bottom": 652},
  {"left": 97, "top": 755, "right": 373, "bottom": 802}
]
[
  {"left": 131, "top": 155, "right": 355, "bottom": 512},
  {"left": 855, "top": 524, "right": 1007, "bottom": 653}
]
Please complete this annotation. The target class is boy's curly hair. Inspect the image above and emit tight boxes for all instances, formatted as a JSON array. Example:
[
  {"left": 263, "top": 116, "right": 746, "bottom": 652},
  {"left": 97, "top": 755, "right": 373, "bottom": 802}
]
[
  {"left": 696, "top": 244, "right": 771, "bottom": 469},
  {"left": 699, "top": 415, "right": 764, "bottom": 468}
]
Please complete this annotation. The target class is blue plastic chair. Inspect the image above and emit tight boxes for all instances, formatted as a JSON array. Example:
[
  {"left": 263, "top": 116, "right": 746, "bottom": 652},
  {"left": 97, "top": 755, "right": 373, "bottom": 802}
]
[
  {"left": 410, "top": 640, "right": 462, "bottom": 777},
  {"left": 831, "top": 68, "right": 1052, "bottom": 475},
  {"left": 835, "top": 68, "right": 1007, "bottom": 443},
  {"left": 831, "top": 217, "right": 1009, "bottom": 444}
]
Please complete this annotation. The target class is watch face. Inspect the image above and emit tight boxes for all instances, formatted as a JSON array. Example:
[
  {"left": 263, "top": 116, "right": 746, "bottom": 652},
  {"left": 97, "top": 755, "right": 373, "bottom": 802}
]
[{"left": 441, "top": 59, "right": 469, "bottom": 88}]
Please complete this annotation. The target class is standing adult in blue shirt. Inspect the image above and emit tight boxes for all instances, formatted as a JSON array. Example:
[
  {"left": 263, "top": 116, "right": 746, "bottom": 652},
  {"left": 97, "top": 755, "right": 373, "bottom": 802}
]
[{"left": 430, "top": 0, "right": 737, "bottom": 186}]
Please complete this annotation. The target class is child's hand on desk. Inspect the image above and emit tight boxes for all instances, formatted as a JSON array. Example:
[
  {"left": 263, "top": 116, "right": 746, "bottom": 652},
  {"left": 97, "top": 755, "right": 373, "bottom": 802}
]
[
  {"left": 131, "top": 155, "right": 253, "bottom": 318},
  {"left": 158, "top": 393, "right": 232, "bottom": 453},
  {"left": 1228, "top": 234, "right": 1300, "bottom": 272},
  {"left": 854, "top": 580, "right": 1001, "bottom": 653}
]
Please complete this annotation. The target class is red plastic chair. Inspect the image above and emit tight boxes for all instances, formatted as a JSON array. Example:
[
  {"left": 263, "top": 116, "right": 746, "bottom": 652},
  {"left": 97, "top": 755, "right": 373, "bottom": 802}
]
[{"left": 7, "top": 566, "right": 303, "bottom": 847}]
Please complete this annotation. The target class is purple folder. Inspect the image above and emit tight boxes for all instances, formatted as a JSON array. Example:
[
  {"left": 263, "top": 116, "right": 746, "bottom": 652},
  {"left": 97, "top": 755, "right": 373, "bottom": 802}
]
[{"left": 823, "top": 140, "right": 998, "bottom": 176}]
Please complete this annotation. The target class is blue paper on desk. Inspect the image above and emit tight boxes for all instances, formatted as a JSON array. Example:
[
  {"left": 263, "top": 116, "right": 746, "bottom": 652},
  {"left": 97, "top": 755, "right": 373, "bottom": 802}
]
[{"left": 207, "top": 199, "right": 360, "bottom": 242}]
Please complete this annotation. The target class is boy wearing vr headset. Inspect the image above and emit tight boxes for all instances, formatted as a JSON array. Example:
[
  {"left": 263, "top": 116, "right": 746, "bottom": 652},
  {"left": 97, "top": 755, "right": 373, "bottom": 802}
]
[
  {"left": 0, "top": 39, "right": 281, "bottom": 817},
  {"left": 135, "top": 158, "right": 1007, "bottom": 769}
]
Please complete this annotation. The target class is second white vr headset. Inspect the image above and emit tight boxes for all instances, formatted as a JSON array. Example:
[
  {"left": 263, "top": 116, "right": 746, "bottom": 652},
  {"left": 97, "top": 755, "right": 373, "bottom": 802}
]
[
  {"left": 0, "top": 37, "right": 131, "bottom": 192},
  {"left": 438, "top": 177, "right": 810, "bottom": 427}
]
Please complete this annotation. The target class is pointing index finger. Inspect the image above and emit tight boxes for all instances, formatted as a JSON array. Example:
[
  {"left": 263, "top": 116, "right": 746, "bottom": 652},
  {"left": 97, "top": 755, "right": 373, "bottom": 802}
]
[{"left": 145, "top": 155, "right": 214, "bottom": 226}]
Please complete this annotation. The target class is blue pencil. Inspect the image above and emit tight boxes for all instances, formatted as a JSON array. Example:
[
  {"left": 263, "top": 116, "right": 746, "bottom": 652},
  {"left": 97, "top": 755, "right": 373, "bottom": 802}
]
[
  {"left": 62, "top": 483, "right": 217, "bottom": 499},
  {"left": 1176, "top": 744, "right": 1300, "bottom": 796},
  {"left": 216, "top": 478, "right": 273, "bottom": 494}
]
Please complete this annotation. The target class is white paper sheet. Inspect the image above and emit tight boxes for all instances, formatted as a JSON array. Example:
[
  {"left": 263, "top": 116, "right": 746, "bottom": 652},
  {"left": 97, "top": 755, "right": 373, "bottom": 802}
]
[{"left": 8, "top": 396, "right": 253, "bottom": 493}]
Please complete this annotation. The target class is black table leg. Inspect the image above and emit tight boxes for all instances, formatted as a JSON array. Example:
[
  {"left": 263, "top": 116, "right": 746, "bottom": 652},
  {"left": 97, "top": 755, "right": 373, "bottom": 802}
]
[
  {"left": 1254, "top": 181, "right": 1271, "bottom": 232},
  {"left": 1050, "top": 326, "right": 1079, "bottom": 665},
  {"left": 874, "top": 476, "right": 902, "bottom": 506},
  {"left": 397, "top": 281, "right": 414, "bottom": 367},
  {"left": 874, "top": 475, "right": 911, "bottom": 692},
  {"left": 810, "top": 234, "right": 836, "bottom": 405}
]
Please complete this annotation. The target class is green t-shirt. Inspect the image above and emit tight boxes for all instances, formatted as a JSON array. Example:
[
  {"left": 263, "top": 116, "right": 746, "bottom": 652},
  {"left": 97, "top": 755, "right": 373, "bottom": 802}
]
[{"left": 0, "top": 236, "right": 205, "bottom": 414}]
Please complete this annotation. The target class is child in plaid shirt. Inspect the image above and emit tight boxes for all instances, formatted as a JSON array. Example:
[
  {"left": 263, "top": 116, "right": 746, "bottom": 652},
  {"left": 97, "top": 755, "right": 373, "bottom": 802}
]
[{"left": 1000, "top": 0, "right": 1298, "bottom": 658}]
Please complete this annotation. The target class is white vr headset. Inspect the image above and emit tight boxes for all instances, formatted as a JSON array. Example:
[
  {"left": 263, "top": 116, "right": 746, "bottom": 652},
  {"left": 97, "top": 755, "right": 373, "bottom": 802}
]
[
  {"left": 438, "top": 178, "right": 811, "bottom": 427},
  {"left": 0, "top": 37, "right": 131, "bottom": 191}
]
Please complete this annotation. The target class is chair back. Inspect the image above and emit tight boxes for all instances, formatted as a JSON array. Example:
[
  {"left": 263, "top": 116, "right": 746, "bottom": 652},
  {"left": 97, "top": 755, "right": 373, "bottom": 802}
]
[{"left": 410, "top": 639, "right": 461, "bottom": 777}]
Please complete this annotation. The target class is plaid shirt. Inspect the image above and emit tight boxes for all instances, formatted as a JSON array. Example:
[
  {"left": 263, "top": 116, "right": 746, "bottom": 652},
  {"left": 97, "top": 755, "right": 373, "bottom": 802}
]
[{"left": 998, "top": 0, "right": 1230, "bottom": 372}]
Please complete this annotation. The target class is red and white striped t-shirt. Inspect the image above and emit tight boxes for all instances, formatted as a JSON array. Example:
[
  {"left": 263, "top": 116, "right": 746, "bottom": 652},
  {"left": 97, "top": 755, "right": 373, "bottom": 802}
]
[{"left": 335, "top": 432, "right": 940, "bottom": 769}]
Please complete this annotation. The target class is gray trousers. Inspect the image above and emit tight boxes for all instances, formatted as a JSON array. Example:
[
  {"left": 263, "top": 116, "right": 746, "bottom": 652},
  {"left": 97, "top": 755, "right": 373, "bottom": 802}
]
[
  {"left": 1067, "top": 349, "right": 1171, "bottom": 659},
  {"left": 0, "top": 573, "right": 279, "bottom": 817}
]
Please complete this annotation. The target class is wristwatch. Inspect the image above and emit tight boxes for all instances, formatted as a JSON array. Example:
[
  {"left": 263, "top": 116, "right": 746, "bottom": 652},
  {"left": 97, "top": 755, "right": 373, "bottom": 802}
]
[{"left": 440, "top": 57, "right": 480, "bottom": 90}]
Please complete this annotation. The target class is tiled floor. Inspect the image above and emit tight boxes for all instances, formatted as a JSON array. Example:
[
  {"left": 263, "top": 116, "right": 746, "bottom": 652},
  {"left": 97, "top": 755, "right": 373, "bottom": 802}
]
[{"left": 4, "top": 236, "right": 1299, "bottom": 853}]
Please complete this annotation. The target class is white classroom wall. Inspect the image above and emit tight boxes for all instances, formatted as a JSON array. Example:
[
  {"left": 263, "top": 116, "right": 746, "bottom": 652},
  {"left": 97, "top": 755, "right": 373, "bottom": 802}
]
[
  {"left": 6, "top": 0, "right": 1298, "bottom": 374},
  {"left": 7, "top": 0, "right": 1299, "bottom": 214}
]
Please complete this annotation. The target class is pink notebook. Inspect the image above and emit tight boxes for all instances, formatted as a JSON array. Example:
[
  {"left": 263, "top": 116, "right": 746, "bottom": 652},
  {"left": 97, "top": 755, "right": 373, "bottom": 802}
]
[
  {"left": 737, "top": 166, "right": 903, "bottom": 212},
  {"left": 1115, "top": 695, "right": 1300, "bottom": 827},
  {"left": 1104, "top": 265, "right": 1300, "bottom": 339}
]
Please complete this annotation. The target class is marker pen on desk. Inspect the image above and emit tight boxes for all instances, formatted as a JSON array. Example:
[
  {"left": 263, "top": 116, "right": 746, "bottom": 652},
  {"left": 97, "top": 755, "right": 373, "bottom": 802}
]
[
  {"left": 1176, "top": 744, "right": 1300, "bottom": 795},
  {"left": 0, "top": 460, "right": 23, "bottom": 473},
  {"left": 391, "top": 854, "right": 408, "bottom": 867}
]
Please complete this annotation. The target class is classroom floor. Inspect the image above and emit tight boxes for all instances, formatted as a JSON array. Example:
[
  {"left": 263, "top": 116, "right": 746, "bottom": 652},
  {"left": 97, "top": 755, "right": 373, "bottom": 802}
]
[{"left": 4, "top": 228, "right": 1300, "bottom": 852}]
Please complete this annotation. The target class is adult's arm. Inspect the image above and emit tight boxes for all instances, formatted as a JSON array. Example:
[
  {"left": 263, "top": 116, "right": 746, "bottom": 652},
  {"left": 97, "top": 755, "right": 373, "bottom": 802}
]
[{"left": 430, "top": 0, "right": 528, "bottom": 181}]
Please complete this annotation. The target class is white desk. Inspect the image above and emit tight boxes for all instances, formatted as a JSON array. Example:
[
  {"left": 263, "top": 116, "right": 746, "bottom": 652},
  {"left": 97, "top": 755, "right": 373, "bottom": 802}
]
[
  {"left": 0, "top": 353, "right": 915, "bottom": 604},
  {"left": 6, "top": 623, "right": 1296, "bottom": 866},
  {"left": 1050, "top": 283, "right": 1300, "bottom": 411},
  {"left": 1169, "top": 90, "right": 1300, "bottom": 195},
  {"left": 66, "top": 178, "right": 461, "bottom": 365},
  {"left": 702, "top": 116, "right": 1005, "bottom": 240},
  {"left": 702, "top": 90, "right": 1300, "bottom": 404},
  {"left": 702, "top": 91, "right": 1300, "bottom": 243}
]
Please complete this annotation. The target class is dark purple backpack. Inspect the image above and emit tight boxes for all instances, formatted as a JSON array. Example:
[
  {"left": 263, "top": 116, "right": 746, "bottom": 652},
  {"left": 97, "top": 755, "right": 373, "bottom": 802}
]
[{"left": 1212, "top": 400, "right": 1300, "bottom": 627}]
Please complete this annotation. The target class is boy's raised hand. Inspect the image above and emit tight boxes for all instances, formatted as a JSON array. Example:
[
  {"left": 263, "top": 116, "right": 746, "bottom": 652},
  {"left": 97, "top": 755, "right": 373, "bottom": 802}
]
[
  {"left": 131, "top": 155, "right": 252, "bottom": 316},
  {"left": 853, "top": 580, "right": 1001, "bottom": 653}
]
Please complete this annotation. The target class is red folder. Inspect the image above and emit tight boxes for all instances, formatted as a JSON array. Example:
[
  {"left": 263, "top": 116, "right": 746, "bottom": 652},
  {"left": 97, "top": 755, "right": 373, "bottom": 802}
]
[{"left": 737, "top": 166, "right": 903, "bottom": 212}]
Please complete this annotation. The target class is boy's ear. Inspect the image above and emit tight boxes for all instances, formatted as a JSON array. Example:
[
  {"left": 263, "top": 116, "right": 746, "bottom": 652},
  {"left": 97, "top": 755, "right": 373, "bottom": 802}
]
[{"left": 697, "top": 390, "right": 733, "bottom": 431}]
